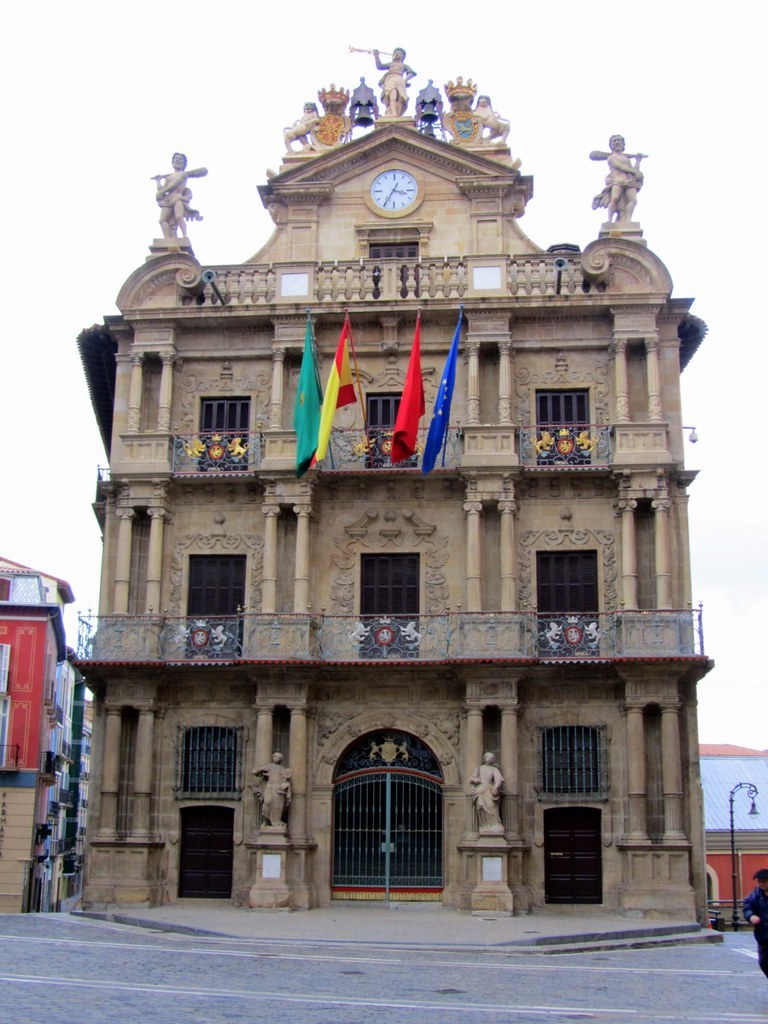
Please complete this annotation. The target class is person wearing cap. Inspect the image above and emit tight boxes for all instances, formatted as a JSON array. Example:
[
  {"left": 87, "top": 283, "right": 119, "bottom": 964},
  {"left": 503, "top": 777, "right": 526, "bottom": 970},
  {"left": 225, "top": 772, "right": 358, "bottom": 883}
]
[{"left": 744, "top": 868, "right": 768, "bottom": 978}]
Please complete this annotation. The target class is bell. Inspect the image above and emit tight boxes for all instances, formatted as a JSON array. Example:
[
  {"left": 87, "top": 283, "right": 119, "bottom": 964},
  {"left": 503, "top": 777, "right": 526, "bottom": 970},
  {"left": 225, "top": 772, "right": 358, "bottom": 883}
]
[
  {"left": 353, "top": 102, "right": 375, "bottom": 128},
  {"left": 419, "top": 99, "right": 439, "bottom": 124}
]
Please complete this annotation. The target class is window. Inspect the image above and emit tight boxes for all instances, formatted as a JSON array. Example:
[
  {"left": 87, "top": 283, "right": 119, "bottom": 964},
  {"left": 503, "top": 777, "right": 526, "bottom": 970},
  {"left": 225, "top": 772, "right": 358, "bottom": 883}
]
[
  {"left": 369, "top": 243, "right": 419, "bottom": 259},
  {"left": 188, "top": 555, "right": 246, "bottom": 616},
  {"left": 537, "top": 552, "right": 597, "bottom": 613},
  {"left": 195, "top": 397, "right": 251, "bottom": 471},
  {"left": 178, "top": 726, "right": 242, "bottom": 797},
  {"left": 365, "top": 393, "right": 416, "bottom": 468},
  {"left": 537, "top": 552, "right": 600, "bottom": 656},
  {"left": 0, "top": 644, "right": 9, "bottom": 693},
  {"left": 0, "top": 578, "right": 9, "bottom": 601},
  {"left": 538, "top": 726, "right": 606, "bottom": 797},
  {"left": 359, "top": 554, "right": 420, "bottom": 659},
  {"left": 535, "top": 389, "right": 591, "bottom": 465}
]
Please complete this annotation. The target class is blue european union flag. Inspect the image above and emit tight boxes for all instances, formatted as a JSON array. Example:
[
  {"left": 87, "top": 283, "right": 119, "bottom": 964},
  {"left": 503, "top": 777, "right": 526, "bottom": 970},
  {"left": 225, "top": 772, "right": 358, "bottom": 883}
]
[{"left": 422, "top": 308, "right": 463, "bottom": 474}]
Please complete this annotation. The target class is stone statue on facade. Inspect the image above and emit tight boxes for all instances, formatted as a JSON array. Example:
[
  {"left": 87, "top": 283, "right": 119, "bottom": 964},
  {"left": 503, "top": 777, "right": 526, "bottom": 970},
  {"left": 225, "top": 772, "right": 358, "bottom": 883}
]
[
  {"left": 255, "top": 752, "right": 293, "bottom": 830},
  {"left": 372, "top": 47, "right": 416, "bottom": 117},
  {"left": 473, "top": 95, "right": 510, "bottom": 145},
  {"left": 470, "top": 752, "right": 505, "bottom": 833},
  {"left": 284, "top": 103, "right": 322, "bottom": 152},
  {"left": 152, "top": 153, "right": 208, "bottom": 239},
  {"left": 591, "top": 135, "right": 647, "bottom": 224}
]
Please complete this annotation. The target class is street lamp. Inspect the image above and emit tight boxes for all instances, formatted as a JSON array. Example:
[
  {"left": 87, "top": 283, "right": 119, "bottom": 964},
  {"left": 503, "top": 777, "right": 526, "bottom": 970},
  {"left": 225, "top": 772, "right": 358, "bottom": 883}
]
[{"left": 730, "top": 781, "right": 759, "bottom": 932}]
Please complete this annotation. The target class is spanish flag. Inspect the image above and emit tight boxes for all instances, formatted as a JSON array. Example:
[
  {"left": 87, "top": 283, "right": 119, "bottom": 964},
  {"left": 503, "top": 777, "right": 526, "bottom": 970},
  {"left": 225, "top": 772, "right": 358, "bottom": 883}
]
[{"left": 315, "top": 315, "right": 356, "bottom": 463}]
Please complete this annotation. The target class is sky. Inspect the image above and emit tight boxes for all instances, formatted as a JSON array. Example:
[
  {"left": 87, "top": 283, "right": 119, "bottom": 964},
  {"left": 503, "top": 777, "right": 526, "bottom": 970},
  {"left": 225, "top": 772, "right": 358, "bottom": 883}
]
[{"left": 0, "top": 2, "right": 763, "bottom": 746}]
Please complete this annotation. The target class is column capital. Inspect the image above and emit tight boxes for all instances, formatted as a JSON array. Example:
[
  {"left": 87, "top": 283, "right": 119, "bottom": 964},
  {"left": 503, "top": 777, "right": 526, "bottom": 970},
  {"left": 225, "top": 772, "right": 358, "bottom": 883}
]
[
  {"left": 160, "top": 352, "right": 176, "bottom": 366},
  {"left": 262, "top": 504, "right": 281, "bottom": 519},
  {"left": 293, "top": 504, "right": 312, "bottom": 518},
  {"left": 615, "top": 498, "right": 637, "bottom": 514},
  {"left": 463, "top": 501, "right": 483, "bottom": 515},
  {"left": 464, "top": 337, "right": 481, "bottom": 355},
  {"left": 116, "top": 507, "right": 136, "bottom": 522},
  {"left": 498, "top": 498, "right": 517, "bottom": 515},
  {"left": 271, "top": 346, "right": 286, "bottom": 363},
  {"left": 147, "top": 506, "right": 167, "bottom": 520},
  {"left": 131, "top": 352, "right": 145, "bottom": 367},
  {"left": 652, "top": 498, "right": 671, "bottom": 513}
]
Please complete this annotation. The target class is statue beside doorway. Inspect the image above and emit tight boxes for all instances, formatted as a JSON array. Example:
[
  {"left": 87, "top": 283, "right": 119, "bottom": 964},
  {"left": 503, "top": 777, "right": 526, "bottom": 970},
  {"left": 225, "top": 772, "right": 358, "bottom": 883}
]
[
  {"left": 255, "top": 752, "right": 292, "bottom": 831},
  {"left": 470, "top": 752, "right": 505, "bottom": 833}
]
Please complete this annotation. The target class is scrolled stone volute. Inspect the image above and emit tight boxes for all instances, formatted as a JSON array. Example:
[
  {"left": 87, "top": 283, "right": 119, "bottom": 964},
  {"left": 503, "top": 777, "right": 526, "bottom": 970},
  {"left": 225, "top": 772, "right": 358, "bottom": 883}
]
[
  {"left": 116, "top": 253, "right": 202, "bottom": 313},
  {"left": 581, "top": 238, "right": 673, "bottom": 297}
]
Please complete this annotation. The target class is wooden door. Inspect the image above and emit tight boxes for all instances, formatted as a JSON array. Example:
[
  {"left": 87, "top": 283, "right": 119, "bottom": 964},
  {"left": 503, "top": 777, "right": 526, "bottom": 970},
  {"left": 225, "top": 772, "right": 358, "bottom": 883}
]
[
  {"left": 544, "top": 806, "right": 602, "bottom": 904},
  {"left": 178, "top": 806, "right": 234, "bottom": 898}
]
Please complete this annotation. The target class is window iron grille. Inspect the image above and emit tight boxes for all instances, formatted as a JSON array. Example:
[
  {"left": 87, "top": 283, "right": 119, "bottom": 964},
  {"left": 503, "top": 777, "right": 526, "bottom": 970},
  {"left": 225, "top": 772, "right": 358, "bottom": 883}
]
[
  {"left": 537, "top": 725, "right": 607, "bottom": 799},
  {"left": 175, "top": 725, "right": 243, "bottom": 798}
]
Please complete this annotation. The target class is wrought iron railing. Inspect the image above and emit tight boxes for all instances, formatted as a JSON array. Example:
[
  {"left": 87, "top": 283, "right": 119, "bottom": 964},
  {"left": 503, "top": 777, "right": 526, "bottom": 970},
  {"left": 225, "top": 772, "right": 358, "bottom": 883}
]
[
  {"left": 519, "top": 424, "right": 612, "bottom": 467},
  {"left": 317, "top": 426, "right": 462, "bottom": 471},
  {"left": 77, "top": 609, "right": 704, "bottom": 663},
  {"left": 172, "top": 431, "right": 264, "bottom": 474}
]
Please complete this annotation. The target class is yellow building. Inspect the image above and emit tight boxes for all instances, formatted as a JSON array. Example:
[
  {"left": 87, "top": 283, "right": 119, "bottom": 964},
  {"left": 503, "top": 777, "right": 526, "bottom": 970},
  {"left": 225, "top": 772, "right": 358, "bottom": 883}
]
[{"left": 77, "top": 81, "right": 710, "bottom": 918}]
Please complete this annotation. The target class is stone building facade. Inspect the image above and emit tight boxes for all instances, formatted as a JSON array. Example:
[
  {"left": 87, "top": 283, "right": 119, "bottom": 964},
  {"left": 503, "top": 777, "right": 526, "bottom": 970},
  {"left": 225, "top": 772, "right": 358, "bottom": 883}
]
[{"left": 77, "top": 83, "right": 710, "bottom": 918}]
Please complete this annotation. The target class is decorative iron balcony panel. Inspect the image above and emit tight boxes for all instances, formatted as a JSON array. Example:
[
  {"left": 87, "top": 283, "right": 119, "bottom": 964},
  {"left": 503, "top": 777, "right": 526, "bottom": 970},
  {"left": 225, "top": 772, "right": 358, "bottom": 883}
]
[
  {"left": 242, "top": 615, "right": 318, "bottom": 660},
  {"left": 317, "top": 615, "right": 447, "bottom": 661},
  {"left": 161, "top": 617, "right": 243, "bottom": 660},
  {"left": 172, "top": 431, "right": 263, "bottom": 474},
  {"left": 318, "top": 427, "right": 462, "bottom": 471},
  {"left": 538, "top": 614, "right": 609, "bottom": 657},
  {"left": 519, "top": 424, "right": 611, "bottom": 467}
]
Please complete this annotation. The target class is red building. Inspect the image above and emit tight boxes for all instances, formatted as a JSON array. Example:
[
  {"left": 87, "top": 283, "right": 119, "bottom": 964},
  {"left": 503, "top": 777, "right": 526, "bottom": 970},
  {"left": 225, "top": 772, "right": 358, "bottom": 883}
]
[
  {"left": 700, "top": 745, "right": 768, "bottom": 925},
  {"left": 0, "top": 556, "right": 76, "bottom": 912}
]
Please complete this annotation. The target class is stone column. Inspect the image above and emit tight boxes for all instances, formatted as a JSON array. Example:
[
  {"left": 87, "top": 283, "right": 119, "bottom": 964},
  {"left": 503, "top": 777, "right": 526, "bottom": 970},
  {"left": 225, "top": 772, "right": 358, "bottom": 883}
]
[
  {"left": 465, "top": 705, "right": 484, "bottom": 832},
  {"left": 261, "top": 505, "right": 280, "bottom": 612},
  {"left": 145, "top": 507, "right": 166, "bottom": 613},
  {"left": 500, "top": 704, "right": 520, "bottom": 835},
  {"left": 498, "top": 498, "right": 517, "bottom": 611},
  {"left": 625, "top": 704, "right": 648, "bottom": 839},
  {"left": 98, "top": 707, "right": 122, "bottom": 836},
  {"left": 612, "top": 338, "right": 630, "bottom": 422},
  {"left": 288, "top": 704, "right": 308, "bottom": 838},
  {"left": 652, "top": 495, "right": 673, "bottom": 610},
  {"left": 644, "top": 336, "right": 663, "bottom": 422},
  {"left": 157, "top": 353, "right": 175, "bottom": 432},
  {"left": 269, "top": 347, "right": 286, "bottom": 429},
  {"left": 293, "top": 504, "right": 311, "bottom": 612},
  {"left": 661, "top": 703, "right": 686, "bottom": 839},
  {"left": 464, "top": 501, "right": 483, "bottom": 612},
  {"left": 127, "top": 354, "right": 144, "bottom": 432},
  {"left": 498, "top": 339, "right": 513, "bottom": 425},
  {"left": 618, "top": 498, "right": 638, "bottom": 609},
  {"left": 131, "top": 707, "right": 155, "bottom": 837},
  {"left": 465, "top": 338, "right": 480, "bottom": 425},
  {"left": 113, "top": 508, "right": 136, "bottom": 614}
]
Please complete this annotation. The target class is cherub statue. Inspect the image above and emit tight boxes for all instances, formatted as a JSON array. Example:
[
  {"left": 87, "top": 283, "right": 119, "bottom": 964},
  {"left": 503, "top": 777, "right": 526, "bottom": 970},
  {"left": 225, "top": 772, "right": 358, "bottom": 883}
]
[
  {"left": 591, "top": 135, "right": 647, "bottom": 224},
  {"left": 284, "top": 102, "right": 321, "bottom": 152},
  {"left": 153, "top": 153, "right": 208, "bottom": 239},
  {"left": 473, "top": 95, "right": 510, "bottom": 145}
]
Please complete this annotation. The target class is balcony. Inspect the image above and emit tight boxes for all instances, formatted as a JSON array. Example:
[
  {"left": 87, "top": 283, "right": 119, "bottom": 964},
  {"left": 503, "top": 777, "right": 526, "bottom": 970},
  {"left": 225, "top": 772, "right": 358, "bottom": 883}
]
[
  {"left": 0, "top": 743, "right": 19, "bottom": 770},
  {"left": 40, "top": 750, "right": 57, "bottom": 778},
  {"left": 312, "top": 427, "right": 462, "bottom": 472},
  {"left": 172, "top": 431, "right": 263, "bottom": 474},
  {"left": 77, "top": 609, "right": 704, "bottom": 664},
  {"left": 519, "top": 424, "right": 612, "bottom": 468}
]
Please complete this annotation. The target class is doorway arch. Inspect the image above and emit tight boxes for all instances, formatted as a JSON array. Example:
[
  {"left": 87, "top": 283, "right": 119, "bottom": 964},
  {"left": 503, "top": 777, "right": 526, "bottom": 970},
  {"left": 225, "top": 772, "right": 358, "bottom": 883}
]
[{"left": 332, "top": 730, "right": 443, "bottom": 900}]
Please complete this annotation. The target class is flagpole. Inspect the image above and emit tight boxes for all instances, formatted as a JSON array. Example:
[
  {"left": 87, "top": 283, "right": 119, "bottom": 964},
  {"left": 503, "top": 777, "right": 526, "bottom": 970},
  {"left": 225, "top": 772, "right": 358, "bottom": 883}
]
[
  {"left": 440, "top": 304, "right": 463, "bottom": 467},
  {"left": 307, "top": 307, "right": 334, "bottom": 468},
  {"left": 344, "top": 309, "right": 368, "bottom": 433}
]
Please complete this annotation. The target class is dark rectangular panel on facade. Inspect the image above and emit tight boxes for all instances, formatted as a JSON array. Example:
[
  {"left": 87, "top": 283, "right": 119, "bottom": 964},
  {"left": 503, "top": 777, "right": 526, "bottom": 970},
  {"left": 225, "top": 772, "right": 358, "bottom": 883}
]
[
  {"left": 188, "top": 556, "right": 246, "bottom": 616},
  {"left": 537, "top": 552, "right": 598, "bottom": 613}
]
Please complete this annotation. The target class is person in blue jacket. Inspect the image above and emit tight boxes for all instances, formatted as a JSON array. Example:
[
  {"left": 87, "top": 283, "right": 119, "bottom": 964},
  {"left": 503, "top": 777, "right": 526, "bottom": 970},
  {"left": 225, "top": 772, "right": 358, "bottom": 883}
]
[{"left": 744, "top": 868, "right": 768, "bottom": 978}]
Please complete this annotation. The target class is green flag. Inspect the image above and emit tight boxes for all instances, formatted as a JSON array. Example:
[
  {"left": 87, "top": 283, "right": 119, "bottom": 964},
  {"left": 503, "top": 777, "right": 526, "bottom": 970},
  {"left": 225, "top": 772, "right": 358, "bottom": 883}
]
[{"left": 294, "top": 316, "right": 322, "bottom": 477}]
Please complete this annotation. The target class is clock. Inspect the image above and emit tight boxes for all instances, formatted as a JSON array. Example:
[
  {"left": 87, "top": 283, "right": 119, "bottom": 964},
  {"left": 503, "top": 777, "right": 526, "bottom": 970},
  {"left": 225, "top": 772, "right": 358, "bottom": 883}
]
[{"left": 370, "top": 169, "right": 418, "bottom": 212}]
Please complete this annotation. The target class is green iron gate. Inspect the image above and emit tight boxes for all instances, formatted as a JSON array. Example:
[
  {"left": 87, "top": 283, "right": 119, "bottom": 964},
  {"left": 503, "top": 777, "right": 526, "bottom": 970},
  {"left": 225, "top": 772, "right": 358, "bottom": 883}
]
[{"left": 332, "top": 731, "right": 443, "bottom": 899}]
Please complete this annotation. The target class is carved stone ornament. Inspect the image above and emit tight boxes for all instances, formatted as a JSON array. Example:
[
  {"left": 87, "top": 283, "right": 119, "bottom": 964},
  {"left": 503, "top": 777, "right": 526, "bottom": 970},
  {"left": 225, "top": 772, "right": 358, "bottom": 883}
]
[
  {"left": 169, "top": 533, "right": 264, "bottom": 614},
  {"left": 518, "top": 528, "right": 617, "bottom": 612}
]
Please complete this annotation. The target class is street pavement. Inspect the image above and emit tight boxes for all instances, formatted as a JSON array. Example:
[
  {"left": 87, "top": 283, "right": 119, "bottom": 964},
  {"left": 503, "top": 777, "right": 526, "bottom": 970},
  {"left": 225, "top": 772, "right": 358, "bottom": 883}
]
[{"left": 1, "top": 909, "right": 765, "bottom": 1024}]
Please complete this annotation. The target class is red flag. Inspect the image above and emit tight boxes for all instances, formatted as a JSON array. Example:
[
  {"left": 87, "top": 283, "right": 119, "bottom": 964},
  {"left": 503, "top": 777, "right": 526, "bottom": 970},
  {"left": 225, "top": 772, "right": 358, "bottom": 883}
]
[{"left": 391, "top": 314, "right": 425, "bottom": 464}]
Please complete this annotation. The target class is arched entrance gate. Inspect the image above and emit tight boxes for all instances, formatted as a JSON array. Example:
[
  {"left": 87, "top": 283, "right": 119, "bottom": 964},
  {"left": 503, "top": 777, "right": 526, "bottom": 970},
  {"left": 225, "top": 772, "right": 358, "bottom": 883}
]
[{"left": 332, "top": 730, "right": 443, "bottom": 900}]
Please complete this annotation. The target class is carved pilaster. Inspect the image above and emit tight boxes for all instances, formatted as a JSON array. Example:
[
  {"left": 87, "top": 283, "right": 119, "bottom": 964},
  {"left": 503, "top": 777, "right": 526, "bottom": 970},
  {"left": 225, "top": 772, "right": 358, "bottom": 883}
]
[
  {"left": 465, "top": 338, "right": 481, "bottom": 425},
  {"left": 269, "top": 347, "right": 286, "bottom": 429}
]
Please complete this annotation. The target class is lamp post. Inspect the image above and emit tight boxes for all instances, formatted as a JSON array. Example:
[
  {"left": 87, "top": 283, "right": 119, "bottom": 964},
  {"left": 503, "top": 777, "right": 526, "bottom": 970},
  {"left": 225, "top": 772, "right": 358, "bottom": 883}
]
[{"left": 730, "top": 781, "right": 759, "bottom": 932}]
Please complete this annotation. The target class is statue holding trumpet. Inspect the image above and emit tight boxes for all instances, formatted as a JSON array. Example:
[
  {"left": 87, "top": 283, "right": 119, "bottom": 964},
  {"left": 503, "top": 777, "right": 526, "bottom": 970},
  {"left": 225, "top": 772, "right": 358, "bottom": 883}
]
[
  {"left": 590, "top": 135, "right": 647, "bottom": 224},
  {"left": 350, "top": 45, "right": 416, "bottom": 117}
]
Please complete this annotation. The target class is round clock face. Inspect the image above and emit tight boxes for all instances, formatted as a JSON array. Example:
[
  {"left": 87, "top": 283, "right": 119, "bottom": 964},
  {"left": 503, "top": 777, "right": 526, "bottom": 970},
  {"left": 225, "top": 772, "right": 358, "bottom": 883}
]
[{"left": 371, "top": 169, "right": 418, "bottom": 211}]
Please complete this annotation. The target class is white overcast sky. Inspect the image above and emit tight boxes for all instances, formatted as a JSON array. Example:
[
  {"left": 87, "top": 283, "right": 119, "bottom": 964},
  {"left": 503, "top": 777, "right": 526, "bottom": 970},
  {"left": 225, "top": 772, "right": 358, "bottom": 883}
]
[{"left": 0, "top": 2, "right": 763, "bottom": 747}]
